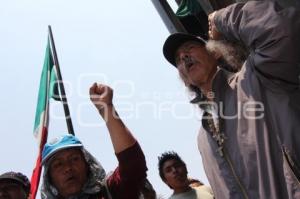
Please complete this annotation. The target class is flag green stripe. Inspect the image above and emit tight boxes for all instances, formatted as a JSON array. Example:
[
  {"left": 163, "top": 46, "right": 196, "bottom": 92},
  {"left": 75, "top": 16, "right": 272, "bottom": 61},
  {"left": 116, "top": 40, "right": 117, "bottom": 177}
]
[{"left": 33, "top": 39, "right": 56, "bottom": 133}]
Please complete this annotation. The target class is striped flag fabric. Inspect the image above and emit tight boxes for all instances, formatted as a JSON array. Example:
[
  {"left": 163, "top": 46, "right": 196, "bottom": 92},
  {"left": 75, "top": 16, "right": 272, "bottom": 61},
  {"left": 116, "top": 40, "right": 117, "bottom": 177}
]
[{"left": 30, "top": 38, "right": 59, "bottom": 199}]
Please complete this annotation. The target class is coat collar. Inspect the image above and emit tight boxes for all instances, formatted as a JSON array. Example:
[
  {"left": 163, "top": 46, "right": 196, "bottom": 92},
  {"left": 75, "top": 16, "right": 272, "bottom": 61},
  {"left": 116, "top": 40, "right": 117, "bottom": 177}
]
[{"left": 190, "top": 67, "right": 235, "bottom": 107}]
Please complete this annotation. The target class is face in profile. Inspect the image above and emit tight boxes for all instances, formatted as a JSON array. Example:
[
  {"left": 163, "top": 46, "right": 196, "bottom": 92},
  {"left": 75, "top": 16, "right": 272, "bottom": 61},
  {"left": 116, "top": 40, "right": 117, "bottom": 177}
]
[
  {"left": 48, "top": 148, "right": 88, "bottom": 198},
  {"left": 0, "top": 180, "right": 27, "bottom": 199},
  {"left": 162, "top": 159, "right": 189, "bottom": 192},
  {"left": 175, "top": 41, "right": 218, "bottom": 88}
]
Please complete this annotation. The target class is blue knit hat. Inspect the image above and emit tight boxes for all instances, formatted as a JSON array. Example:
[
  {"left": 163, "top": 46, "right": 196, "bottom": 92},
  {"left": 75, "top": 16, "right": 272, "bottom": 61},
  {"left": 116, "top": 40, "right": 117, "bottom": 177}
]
[{"left": 42, "top": 134, "right": 83, "bottom": 165}]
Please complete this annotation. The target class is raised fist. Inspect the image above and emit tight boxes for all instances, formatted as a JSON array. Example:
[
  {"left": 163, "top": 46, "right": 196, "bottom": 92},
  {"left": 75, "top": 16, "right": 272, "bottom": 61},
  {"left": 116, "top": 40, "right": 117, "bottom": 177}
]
[
  {"left": 208, "top": 11, "right": 222, "bottom": 40},
  {"left": 89, "top": 83, "right": 113, "bottom": 111}
]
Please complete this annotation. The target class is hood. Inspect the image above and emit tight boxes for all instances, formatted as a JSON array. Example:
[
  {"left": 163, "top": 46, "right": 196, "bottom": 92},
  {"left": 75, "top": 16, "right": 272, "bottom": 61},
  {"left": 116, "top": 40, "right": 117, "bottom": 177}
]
[{"left": 41, "top": 147, "right": 106, "bottom": 199}]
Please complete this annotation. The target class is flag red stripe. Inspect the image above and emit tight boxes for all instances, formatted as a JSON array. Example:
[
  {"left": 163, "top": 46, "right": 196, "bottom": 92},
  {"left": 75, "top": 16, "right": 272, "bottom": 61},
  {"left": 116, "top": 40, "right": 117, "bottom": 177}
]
[{"left": 30, "top": 127, "right": 48, "bottom": 199}]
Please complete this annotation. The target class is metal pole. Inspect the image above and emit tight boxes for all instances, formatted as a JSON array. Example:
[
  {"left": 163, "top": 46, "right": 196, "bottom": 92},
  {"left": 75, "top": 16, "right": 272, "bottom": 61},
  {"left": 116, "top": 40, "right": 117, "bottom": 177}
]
[
  {"left": 196, "top": 0, "right": 214, "bottom": 14},
  {"left": 151, "top": 0, "right": 187, "bottom": 34},
  {"left": 48, "top": 25, "right": 75, "bottom": 135}
]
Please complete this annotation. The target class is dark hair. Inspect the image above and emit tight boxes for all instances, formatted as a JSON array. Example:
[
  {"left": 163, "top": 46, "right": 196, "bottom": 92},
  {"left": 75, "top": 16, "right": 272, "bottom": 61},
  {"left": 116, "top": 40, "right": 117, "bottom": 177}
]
[{"left": 158, "top": 151, "right": 186, "bottom": 181}]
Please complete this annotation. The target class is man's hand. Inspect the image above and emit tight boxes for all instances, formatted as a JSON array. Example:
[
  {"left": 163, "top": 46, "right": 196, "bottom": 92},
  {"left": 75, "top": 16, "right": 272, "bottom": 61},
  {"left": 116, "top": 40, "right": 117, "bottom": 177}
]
[
  {"left": 89, "top": 83, "right": 113, "bottom": 112},
  {"left": 208, "top": 11, "right": 222, "bottom": 40}
]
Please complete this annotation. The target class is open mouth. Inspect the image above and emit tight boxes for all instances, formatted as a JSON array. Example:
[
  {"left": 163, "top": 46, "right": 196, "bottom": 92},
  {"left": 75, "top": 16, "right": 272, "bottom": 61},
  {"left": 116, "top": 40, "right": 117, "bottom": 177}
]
[
  {"left": 174, "top": 175, "right": 180, "bottom": 180},
  {"left": 65, "top": 176, "right": 76, "bottom": 184},
  {"left": 186, "top": 62, "right": 194, "bottom": 70}
]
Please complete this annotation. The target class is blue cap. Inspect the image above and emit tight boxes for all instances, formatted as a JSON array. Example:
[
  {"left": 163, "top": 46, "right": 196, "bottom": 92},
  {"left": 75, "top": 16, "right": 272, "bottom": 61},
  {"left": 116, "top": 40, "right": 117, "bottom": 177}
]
[{"left": 42, "top": 134, "right": 83, "bottom": 165}]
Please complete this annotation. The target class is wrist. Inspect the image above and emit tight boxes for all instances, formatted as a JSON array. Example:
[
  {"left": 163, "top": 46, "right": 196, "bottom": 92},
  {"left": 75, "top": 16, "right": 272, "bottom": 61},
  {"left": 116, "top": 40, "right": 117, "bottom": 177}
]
[
  {"left": 98, "top": 103, "right": 113, "bottom": 113},
  {"left": 98, "top": 104, "right": 116, "bottom": 121}
]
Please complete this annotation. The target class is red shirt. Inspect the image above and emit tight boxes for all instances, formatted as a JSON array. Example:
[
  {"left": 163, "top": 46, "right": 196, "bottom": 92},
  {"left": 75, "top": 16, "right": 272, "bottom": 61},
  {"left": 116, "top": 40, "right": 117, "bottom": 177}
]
[{"left": 104, "top": 142, "right": 147, "bottom": 199}]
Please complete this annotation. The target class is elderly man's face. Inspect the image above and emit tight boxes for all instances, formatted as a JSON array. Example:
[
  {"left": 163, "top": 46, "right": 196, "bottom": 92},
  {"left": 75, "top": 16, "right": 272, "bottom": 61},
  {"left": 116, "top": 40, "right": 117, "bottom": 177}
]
[
  {"left": 49, "top": 148, "right": 88, "bottom": 198},
  {"left": 162, "top": 159, "right": 189, "bottom": 193},
  {"left": 0, "top": 180, "right": 27, "bottom": 199},
  {"left": 175, "top": 41, "right": 218, "bottom": 88}
]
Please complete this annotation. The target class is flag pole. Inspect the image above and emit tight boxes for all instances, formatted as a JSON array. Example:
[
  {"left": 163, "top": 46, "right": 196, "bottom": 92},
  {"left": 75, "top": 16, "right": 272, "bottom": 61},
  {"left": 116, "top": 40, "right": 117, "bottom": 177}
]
[
  {"left": 48, "top": 25, "right": 75, "bottom": 135},
  {"left": 151, "top": 0, "right": 187, "bottom": 34}
]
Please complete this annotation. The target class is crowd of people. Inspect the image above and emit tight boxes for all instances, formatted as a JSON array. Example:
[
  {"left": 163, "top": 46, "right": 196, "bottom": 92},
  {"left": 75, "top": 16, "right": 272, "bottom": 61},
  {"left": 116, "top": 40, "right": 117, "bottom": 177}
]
[{"left": 1, "top": 1, "right": 299, "bottom": 199}]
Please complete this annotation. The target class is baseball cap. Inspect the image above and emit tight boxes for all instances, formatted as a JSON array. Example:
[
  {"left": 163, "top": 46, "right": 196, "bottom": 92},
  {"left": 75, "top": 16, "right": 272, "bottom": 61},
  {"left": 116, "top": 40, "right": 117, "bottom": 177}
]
[
  {"left": 163, "top": 33, "right": 206, "bottom": 67},
  {"left": 42, "top": 134, "right": 83, "bottom": 165},
  {"left": 0, "top": 171, "right": 30, "bottom": 194}
]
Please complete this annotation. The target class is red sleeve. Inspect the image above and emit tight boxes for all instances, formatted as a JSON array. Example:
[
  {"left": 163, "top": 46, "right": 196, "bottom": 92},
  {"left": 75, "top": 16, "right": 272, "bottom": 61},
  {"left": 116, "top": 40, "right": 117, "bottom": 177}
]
[{"left": 106, "top": 142, "right": 147, "bottom": 199}]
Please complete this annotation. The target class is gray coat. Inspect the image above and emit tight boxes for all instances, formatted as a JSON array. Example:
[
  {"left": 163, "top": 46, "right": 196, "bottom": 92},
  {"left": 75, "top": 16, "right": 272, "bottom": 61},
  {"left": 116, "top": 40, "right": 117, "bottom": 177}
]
[{"left": 197, "top": 1, "right": 300, "bottom": 199}]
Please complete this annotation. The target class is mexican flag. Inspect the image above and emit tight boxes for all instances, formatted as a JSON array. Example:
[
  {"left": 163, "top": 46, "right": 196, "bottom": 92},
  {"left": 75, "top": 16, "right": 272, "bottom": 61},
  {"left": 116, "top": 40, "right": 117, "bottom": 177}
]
[{"left": 30, "top": 38, "right": 59, "bottom": 199}]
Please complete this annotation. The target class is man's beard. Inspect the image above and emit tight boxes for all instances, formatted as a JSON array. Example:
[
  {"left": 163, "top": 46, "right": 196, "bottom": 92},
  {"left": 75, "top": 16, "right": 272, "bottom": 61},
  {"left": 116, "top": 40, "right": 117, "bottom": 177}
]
[{"left": 206, "top": 40, "right": 249, "bottom": 72}]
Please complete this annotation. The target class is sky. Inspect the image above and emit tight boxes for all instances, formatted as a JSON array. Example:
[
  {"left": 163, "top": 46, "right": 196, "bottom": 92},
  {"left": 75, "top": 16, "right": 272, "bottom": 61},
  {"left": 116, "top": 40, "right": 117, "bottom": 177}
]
[{"left": 0, "top": 0, "right": 208, "bottom": 198}]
